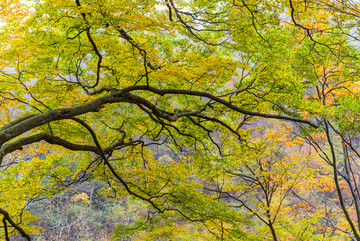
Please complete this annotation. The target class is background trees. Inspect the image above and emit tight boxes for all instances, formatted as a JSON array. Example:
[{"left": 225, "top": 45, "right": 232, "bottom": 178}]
[{"left": 1, "top": 0, "right": 360, "bottom": 240}]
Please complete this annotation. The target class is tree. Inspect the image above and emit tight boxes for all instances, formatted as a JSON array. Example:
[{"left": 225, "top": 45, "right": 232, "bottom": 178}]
[
  {"left": 203, "top": 124, "right": 316, "bottom": 240},
  {"left": 1, "top": 0, "right": 360, "bottom": 240}
]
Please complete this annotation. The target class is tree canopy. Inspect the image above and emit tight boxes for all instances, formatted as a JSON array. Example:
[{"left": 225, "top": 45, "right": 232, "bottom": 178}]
[{"left": 1, "top": 0, "right": 360, "bottom": 240}]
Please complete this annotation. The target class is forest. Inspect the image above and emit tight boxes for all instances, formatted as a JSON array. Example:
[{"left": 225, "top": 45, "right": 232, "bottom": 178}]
[{"left": 1, "top": 0, "right": 360, "bottom": 240}]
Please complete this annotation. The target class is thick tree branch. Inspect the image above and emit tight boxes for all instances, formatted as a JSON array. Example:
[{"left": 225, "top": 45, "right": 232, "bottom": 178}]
[
  {"left": 127, "top": 86, "right": 319, "bottom": 127},
  {"left": 0, "top": 133, "right": 99, "bottom": 161},
  {"left": 0, "top": 85, "right": 318, "bottom": 149},
  {"left": 3, "top": 217, "right": 9, "bottom": 241},
  {"left": 0, "top": 208, "right": 31, "bottom": 241}
]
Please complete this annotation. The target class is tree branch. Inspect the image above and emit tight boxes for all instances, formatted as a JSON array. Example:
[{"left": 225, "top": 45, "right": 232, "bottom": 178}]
[{"left": 0, "top": 208, "right": 31, "bottom": 241}]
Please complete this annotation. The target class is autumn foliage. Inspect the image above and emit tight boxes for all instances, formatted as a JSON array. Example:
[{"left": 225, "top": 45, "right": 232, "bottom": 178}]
[{"left": 0, "top": 0, "right": 360, "bottom": 240}]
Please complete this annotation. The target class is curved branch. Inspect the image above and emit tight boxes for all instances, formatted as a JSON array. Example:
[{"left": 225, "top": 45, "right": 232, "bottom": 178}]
[
  {"left": 3, "top": 217, "right": 9, "bottom": 241},
  {"left": 324, "top": 120, "right": 360, "bottom": 240},
  {"left": 0, "top": 85, "right": 318, "bottom": 149},
  {"left": 70, "top": 117, "right": 165, "bottom": 213},
  {"left": 0, "top": 131, "right": 135, "bottom": 166},
  {"left": 124, "top": 85, "right": 319, "bottom": 127},
  {"left": 74, "top": 0, "right": 103, "bottom": 89},
  {"left": 0, "top": 133, "right": 99, "bottom": 162},
  {"left": 0, "top": 208, "right": 31, "bottom": 241}
]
